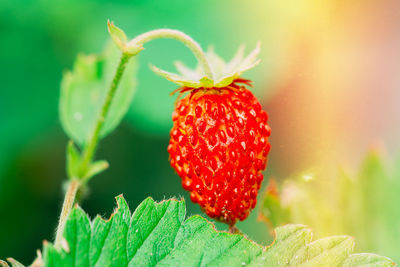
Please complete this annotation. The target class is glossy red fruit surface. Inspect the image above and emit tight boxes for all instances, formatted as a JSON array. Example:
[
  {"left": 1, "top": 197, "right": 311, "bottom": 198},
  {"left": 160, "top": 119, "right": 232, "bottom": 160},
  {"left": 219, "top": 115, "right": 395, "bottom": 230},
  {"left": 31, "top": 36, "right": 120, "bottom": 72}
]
[{"left": 168, "top": 79, "right": 271, "bottom": 225}]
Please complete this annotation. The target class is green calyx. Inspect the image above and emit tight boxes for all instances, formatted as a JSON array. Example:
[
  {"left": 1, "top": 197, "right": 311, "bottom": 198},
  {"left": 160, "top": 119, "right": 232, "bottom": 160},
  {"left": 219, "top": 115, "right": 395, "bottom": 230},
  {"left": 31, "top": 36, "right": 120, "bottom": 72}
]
[
  {"left": 151, "top": 43, "right": 261, "bottom": 88},
  {"left": 107, "top": 21, "right": 261, "bottom": 89}
]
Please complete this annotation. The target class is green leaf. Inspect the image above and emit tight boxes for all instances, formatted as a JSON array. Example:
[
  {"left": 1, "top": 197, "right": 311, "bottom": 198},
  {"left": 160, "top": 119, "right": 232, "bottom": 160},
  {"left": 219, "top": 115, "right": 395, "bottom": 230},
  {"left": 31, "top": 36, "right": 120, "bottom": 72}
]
[
  {"left": 343, "top": 253, "right": 396, "bottom": 267},
  {"left": 39, "top": 195, "right": 394, "bottom": 267},
  {"left": 66, "top": 141, "right": 81, "bottom": 178},
  {"left": 260, "top": 150, "right": 400, "bottom": 263},
  {"left": 0, "top": 258, "right": 24, "bottom": 267},
  {"left": 107, "top": 21, "right": 128, "bottom": 52},
  {"left": 248, "top": 224, "right": 312, "bottom": 266},
  {"left": 290, "top": 236, "right": 354, "bottom": 266},
  {"left": 258, "top": 179, "right": 289, "bottom": 229},
  {"left": 83, "top": 160, "right": 109, "bottom": 180},
  {"left": 59, "top": 42, "right": 137, "bottom": 146}
]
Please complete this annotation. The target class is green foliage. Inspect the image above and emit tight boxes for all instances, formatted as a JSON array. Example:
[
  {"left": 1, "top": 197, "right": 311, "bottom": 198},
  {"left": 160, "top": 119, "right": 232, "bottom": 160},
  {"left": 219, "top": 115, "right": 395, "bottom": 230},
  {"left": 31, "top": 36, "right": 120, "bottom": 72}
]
[
  {"left": 66, "top": 141, "right": 109, "bottom": 180},
  {"left": 260, "top": 150, "right": 400, "bottom": 263},
  {"left": 344, "top": 254, "right": 397, "bottom": 267},
  {"left": 59, "top": 42, "right": 137, "bottom": 146},
  {"left": 66, "top": 141, "right": 81, "bottom": 178},
  {"left": 35, "top": 196, "right": 394, "bottom": 267},
  {"left": 82, "top": 160, "right": 109, "bottom": 180},
  {"left": 107, "top": 21, "right": 143, "bottom": 56},
  {"left": 258, "top": 179, "right": 290, "bottom": 229},
  {"left": 0, "top": 258, "right": 24, "bottom": 267},
  {"left": 107, "top": 21, "right": 129, "bottom": 53},
  {"left": 0, "top": 0, "right": 319, "bottom": 263}
]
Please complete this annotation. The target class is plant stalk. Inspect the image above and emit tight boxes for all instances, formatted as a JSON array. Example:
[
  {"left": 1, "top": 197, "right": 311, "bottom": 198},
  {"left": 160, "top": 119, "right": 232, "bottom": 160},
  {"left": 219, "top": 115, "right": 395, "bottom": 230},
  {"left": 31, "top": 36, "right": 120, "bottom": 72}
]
[
  {"left": 54, "top": 53, "right": 131, "bottom": 247},
  {"left": 79, "top": 53, "right": 131, "bottom": 178},
  {"left": 54, "top": 179, "right": 80, "bottom": 248},
  {"left": 128, "top": 29, "right": 213, "bottom": 79},
  {"left": 55, "top": 27, "right": 213, "bottom": 247}
]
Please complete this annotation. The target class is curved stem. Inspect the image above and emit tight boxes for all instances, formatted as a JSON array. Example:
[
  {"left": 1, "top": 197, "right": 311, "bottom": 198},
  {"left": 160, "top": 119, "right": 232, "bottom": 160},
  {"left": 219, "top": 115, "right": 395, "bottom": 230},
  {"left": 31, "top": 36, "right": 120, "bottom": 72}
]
[
  {"left": 54, "top": 179, "right": 80, "bottom": 248},
  {"left": 128, "top": 29, "right": 213, "bottom": 79}
]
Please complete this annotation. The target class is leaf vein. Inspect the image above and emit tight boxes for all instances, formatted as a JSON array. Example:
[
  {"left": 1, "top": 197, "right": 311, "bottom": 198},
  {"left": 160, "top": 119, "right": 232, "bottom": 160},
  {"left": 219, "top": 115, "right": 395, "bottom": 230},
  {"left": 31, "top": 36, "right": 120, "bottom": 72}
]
[
  {"left": 205, "top": 236, "right": 244, "bottom": 266},
  {"left": 151, "top": 204, "right": 184, "bottom": 265},
  {"left": 128, "top": 201, "right": 171, "bottom": 264},
  {"left": 92, "top": 218, "right": 113, "bottom": 266}
]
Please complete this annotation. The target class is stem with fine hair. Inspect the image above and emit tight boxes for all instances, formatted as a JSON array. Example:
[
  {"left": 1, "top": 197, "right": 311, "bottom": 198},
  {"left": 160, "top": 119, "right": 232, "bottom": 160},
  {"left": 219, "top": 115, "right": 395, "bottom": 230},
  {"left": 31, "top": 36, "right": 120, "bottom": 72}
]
[
  {"left": 54, "top": 27, "right": 213, "bottom": 247},
  {"left": 54, "top": 179, "right": 80, "bottom": 248},
  {"left": 79, "top": 54, "right": 131, "bottom": 178},
  {"left": 54, "top": 54, "right": 131, "bottom": 248},
  {"left": 128, "top": 29, "right": 213, "bottom": 79}
]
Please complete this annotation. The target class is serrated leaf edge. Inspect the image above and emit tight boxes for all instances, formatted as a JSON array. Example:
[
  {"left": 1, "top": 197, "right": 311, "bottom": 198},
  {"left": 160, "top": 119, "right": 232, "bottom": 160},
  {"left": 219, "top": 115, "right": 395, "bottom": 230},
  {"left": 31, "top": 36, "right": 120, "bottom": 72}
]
[{"left": 39, "top": 196, "right": 396, "bottom": 267}]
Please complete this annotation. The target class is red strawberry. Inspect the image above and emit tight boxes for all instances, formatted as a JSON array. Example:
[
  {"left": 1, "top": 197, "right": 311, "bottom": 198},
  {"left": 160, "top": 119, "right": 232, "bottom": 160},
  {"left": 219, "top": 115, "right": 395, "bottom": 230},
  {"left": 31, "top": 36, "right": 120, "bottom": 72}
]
[{"left": 168, "top": 78, "right": 271, "bottom": 225}]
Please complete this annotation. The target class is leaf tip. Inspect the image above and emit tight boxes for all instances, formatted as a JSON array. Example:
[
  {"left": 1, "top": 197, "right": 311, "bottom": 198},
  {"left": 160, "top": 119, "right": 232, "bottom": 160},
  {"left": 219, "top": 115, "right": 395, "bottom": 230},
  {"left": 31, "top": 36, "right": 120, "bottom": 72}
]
[
  {"left": 106, "top": 19, "right": 112, "bottom": 28},
  {"left": 115, "top": 193, "right": 124, "bottom": 200},
  {"left": 107, "top": 20, "right": 143, "bottom": 56},
  {"left": 60, "top": 238, "right": 70, "bottom": 253},
  {"left": 107, "top": 20, "right": 128, "bottom": 53},
  {"left": 113, "top": 194, "right": 131, "bottom": 217},
  {"left": 115, "top": 194, "right": 128, "bottom": 208}
]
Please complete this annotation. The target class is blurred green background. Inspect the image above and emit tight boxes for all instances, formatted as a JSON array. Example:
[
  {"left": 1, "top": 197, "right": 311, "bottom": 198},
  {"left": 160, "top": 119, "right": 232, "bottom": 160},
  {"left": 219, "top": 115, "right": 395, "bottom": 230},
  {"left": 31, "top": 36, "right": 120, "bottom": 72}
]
[
  {"left": 0, "top": 0, "right": 275, "bottom": 263},
  {"left": 2, "top": 0, "right": 400, "bottom": 264}
]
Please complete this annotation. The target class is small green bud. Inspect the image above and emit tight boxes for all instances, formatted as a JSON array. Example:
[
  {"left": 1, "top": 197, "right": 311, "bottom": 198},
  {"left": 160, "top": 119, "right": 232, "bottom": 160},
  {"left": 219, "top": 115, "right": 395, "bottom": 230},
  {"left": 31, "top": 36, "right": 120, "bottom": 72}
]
[{"left": 107, "top": 20, "right": 143, "bottom": 56}]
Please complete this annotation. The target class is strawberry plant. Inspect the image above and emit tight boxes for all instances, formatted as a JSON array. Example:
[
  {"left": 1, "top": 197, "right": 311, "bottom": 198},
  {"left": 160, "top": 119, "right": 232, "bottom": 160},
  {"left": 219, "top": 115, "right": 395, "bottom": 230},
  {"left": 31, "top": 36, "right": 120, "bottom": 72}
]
[{"left": 0, "top": 22, "right": 396, "bottom": 266}]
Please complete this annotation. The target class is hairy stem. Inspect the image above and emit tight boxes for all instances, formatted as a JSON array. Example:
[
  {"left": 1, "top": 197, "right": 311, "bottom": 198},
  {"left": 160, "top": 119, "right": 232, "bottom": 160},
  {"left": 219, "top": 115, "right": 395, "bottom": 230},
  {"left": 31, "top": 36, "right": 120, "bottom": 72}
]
[
  {"left": 54, "top": 54, "right": 130, "bottom": 246},
  {"left": 55, "top": 27, "right": 212, "bottom": 246},
  {"left": 128, "top": 29, "right": 213, "bottom": 79},
  {"left": 79, "top": 54, "right": 131, "bottom": 178},
  {"left": 54, "top": 179, "right": 80, "bottom": 248}
]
